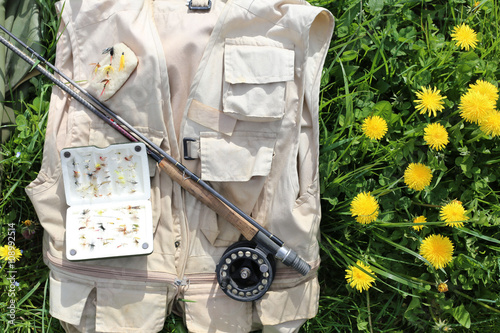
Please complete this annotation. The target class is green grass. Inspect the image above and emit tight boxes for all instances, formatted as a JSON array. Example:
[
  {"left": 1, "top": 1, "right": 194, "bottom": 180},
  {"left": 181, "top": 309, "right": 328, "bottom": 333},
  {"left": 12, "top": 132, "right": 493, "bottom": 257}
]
[
  {"left": 1, "top": 0, "right": 500, "bottom": 332},
  {"left": 316, "top": 0, "right": 500, "bottom": 331}
]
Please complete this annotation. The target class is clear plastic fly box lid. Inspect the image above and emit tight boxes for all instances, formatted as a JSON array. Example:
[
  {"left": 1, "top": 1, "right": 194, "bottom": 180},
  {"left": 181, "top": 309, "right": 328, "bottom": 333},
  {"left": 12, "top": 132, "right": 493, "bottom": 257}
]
[{"left": 60, "top": 142, "right": 153, "bottom": 260}]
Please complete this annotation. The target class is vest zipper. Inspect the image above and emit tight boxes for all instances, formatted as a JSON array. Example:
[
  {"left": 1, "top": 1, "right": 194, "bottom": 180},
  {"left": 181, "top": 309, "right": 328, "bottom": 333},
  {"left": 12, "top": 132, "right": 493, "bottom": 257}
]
[
  {"left": 46, "top": 251, "right": 319, "bottom": 287},
  {"left": 148, "top": 0, "right": 191, "bottom": 284},
  {"left": 45, "top": 251, "right": 178, "bottom": 283}
]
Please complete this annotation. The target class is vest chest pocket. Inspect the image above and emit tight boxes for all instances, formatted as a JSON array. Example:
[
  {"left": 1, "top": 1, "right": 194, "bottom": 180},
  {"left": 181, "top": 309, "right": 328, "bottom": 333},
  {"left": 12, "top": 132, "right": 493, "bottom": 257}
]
[
  {"left": 223, "top": 37, "right": 295, "bottom": 122},
  {"left": 200, "top": 131, "right": 277, "bottom": 182}
]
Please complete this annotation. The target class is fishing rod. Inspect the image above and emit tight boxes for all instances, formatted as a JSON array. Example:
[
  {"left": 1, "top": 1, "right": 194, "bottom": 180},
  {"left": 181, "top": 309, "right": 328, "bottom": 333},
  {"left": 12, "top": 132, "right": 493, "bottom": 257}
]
[{"left": 0, "top": 25, "right": 311, "bottom": 301}]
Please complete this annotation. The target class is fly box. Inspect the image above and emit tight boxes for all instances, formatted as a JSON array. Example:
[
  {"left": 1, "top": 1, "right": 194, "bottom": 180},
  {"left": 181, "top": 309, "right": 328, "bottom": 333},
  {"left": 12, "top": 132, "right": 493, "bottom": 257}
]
[{"left": 60, "top": 142, "right": 153, "bottom": 260}]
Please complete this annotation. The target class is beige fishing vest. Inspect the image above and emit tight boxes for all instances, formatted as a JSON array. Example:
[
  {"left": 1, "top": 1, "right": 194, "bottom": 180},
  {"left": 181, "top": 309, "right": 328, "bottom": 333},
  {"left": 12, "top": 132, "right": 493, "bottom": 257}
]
[{"left": 26, "top": 0, "right": 334, "bottom": 332}]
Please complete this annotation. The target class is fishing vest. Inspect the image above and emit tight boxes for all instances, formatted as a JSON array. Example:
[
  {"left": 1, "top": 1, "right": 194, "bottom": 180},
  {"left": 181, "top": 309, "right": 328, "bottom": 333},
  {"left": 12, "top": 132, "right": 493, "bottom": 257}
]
[{"left": 26, "top": 0, "right": 334, "bottom": 332}]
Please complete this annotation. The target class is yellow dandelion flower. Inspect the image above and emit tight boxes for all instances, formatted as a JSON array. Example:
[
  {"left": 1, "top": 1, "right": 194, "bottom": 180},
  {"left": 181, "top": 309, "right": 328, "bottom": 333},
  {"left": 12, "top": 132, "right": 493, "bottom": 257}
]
[
  {"left": 440, "top": 200, "right": 468, "bottom": 228},
  {"left": 412, "top": 215, "right": 427, "bottom": 231},
  {"left": 469, "top": 79, "right": 499, "bottom": 103},
  {"left": 0, "top": 245, "right": 23, "bottom": 262},
  {"left": 414, "top": 86, "right": 446, "bottom": 117},
  {"left": 22, "top": 219, "right": 33, "bottom": 226},
  {"left": 480, "top": 110, "right": 500, "bottom": 137},
  {"left": 437, "top": 281, "right": 449, "bottom": 293},
  {"left": 404, "top": 163, "right": 433, "bottom": 191},
  {"left": 0, "top": 245, "right": 9, "bottom": 261},
  {"left": 350, "top": 192, "right": 379, "bottom": 224},
  {"left": 420, "top": 234, "right": 454, "bottom": 269},
  {"left": 423, "top": 123, "right": 449, "bottom": 151},
  {"left": 450, "top": 23, "right": 478, "bottom": 51},
  {"left": 459, "top": 89, "right": 496, "bottom": 123},
  {"left": 361, "top": 116, "right": 388, "bottom": 140},
  {"left": 345, "top": 261, "right": 376, "bottom": 292}
]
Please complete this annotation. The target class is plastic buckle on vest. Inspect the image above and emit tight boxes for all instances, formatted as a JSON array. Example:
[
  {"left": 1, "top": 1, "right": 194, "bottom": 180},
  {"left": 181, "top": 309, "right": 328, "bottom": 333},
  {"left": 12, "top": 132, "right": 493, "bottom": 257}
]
[
  {"left": 188, "top": 0, "right": 211, "bottom": 10},
  {"left": 183, "top": 138, "right": 197, "bottom": 160}
]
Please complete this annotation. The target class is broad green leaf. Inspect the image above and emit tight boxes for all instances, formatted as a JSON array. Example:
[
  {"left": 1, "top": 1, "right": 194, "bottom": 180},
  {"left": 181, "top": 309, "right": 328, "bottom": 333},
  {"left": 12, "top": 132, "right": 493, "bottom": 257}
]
[{"left": 451, "top": 304, "right": 471, "bottom": 328}]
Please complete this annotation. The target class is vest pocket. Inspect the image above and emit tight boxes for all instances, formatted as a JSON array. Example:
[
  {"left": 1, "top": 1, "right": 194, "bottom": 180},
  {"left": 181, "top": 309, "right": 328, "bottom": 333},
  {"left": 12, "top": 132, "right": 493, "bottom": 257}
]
[
  {"left": 48, "top": 265, "right": 172, "bottom": 332},
  {"left": 199, "top": 131, "right": 276, "bottom": 182},
  {"left": 198, "top": 130, "right": 276, "bottom": 246},
  {"left": 223, "top": 37, "right": 294, "bottom": 122}
]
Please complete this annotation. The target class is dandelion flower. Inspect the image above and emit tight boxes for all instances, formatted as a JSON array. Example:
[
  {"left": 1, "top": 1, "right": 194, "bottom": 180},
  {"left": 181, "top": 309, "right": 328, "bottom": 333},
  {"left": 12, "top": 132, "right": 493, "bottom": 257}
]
[
  {"left": 459, "top": 90, "right": 496, "bottom": 124},
  {"left": 0, "top": 245, "right": 23, "bottom": 262},
  {"left": 404, "top": 163, "right": 433, "bottom": 191},
  {"left": 361, "top": 116, "right": 388, "bottom": 140},
  {"left": 0, "top": 245, "right": 9, "bottom": 261},
  {"left": 423, "top": 123, "right": 449, "bottom": 151},
  {"left": 469, "top": 79, "right": 499, "bottom": 103},
  {"left": 350, "top": 192, "right": 379, "bottom": 224},
  {"left": 440, "top": 200, "right": 468, "bottom": 227},
  {"left": 414, "top": 86, "right": 446, "bottom": 117},
  {"left": 420, "top": 234, "right": 454, "bottom": 269},
  {"left": 450, "top": 23, "right": 478, "bottom": 51},
  {"left": 433, "top": 319, "right": 452, "bottom": 332},
  {"left": 345, "top": 261, "right": 376, "bottom": 292},
  {"left": 21, "top": 219, "right": 37, "bottom": 240},
  {"left": 480, "top": 110, "right": 500, "bottom": 137},
  {"left": 412, "top": 215, "right": 427, "bottom": 231},
  {"left": 22, "top": 219, "right": 33, "bottom": 226},
  {"left": 437, "top": 281, "right": 449, "bottom": 293}
]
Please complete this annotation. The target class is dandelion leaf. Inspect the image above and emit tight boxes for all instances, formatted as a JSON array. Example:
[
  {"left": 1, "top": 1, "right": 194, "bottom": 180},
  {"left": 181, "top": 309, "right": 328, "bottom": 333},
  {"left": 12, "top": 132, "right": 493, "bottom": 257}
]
[{"left": 451, "top": 304, "right": 471, "bottom": 328}]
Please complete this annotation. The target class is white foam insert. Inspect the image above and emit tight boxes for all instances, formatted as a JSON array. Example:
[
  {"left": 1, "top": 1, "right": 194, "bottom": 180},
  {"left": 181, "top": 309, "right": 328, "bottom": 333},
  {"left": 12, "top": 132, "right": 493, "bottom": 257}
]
[{"left": 89, "top": 43, "right": 138, "bottom": 102}]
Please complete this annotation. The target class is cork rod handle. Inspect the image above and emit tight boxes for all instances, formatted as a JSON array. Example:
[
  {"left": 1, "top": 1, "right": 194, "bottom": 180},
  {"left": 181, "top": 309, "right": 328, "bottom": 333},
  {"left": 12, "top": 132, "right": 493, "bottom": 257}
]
[{"left": 158, "top": 158, "right": 259, "bottom": 240}]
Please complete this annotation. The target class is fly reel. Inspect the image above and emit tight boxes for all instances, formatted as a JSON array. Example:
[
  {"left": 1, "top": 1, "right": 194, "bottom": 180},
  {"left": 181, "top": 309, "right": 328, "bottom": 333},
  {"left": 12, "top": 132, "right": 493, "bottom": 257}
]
[{"left": 216, "top": 241, "right": 276, "bottom": 302}]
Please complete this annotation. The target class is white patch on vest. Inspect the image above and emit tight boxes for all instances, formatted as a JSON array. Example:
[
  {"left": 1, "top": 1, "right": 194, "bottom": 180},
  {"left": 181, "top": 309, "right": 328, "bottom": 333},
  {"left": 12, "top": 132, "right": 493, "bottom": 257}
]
[{"left": 89, "top": 43, "right": 138, "bottom": 102}]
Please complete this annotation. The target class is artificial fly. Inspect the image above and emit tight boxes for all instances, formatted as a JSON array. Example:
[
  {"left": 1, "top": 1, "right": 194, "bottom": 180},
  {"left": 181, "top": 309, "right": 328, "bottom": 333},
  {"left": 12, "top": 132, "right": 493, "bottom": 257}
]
[
  {"left": 100, "top": 79, "right": 110, "bottom": 97},
  {"left": 119, "top": 52, "right": 125, "bottom": 71},
  {"left": 90, "top": 63, "right": 101, "bottom": 77},
  {"left": 102, "top": 46, "right": 115, "bottom": 76},
  {"left": 102, "top": 46, "right": 114, "bottom": 61}
]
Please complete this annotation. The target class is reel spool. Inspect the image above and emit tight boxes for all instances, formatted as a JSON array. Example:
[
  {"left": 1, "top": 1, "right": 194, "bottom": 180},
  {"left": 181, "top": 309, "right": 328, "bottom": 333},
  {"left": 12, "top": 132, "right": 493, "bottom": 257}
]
[{"left": 216, "top": 241, "right": 276, "bottom": 302}]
